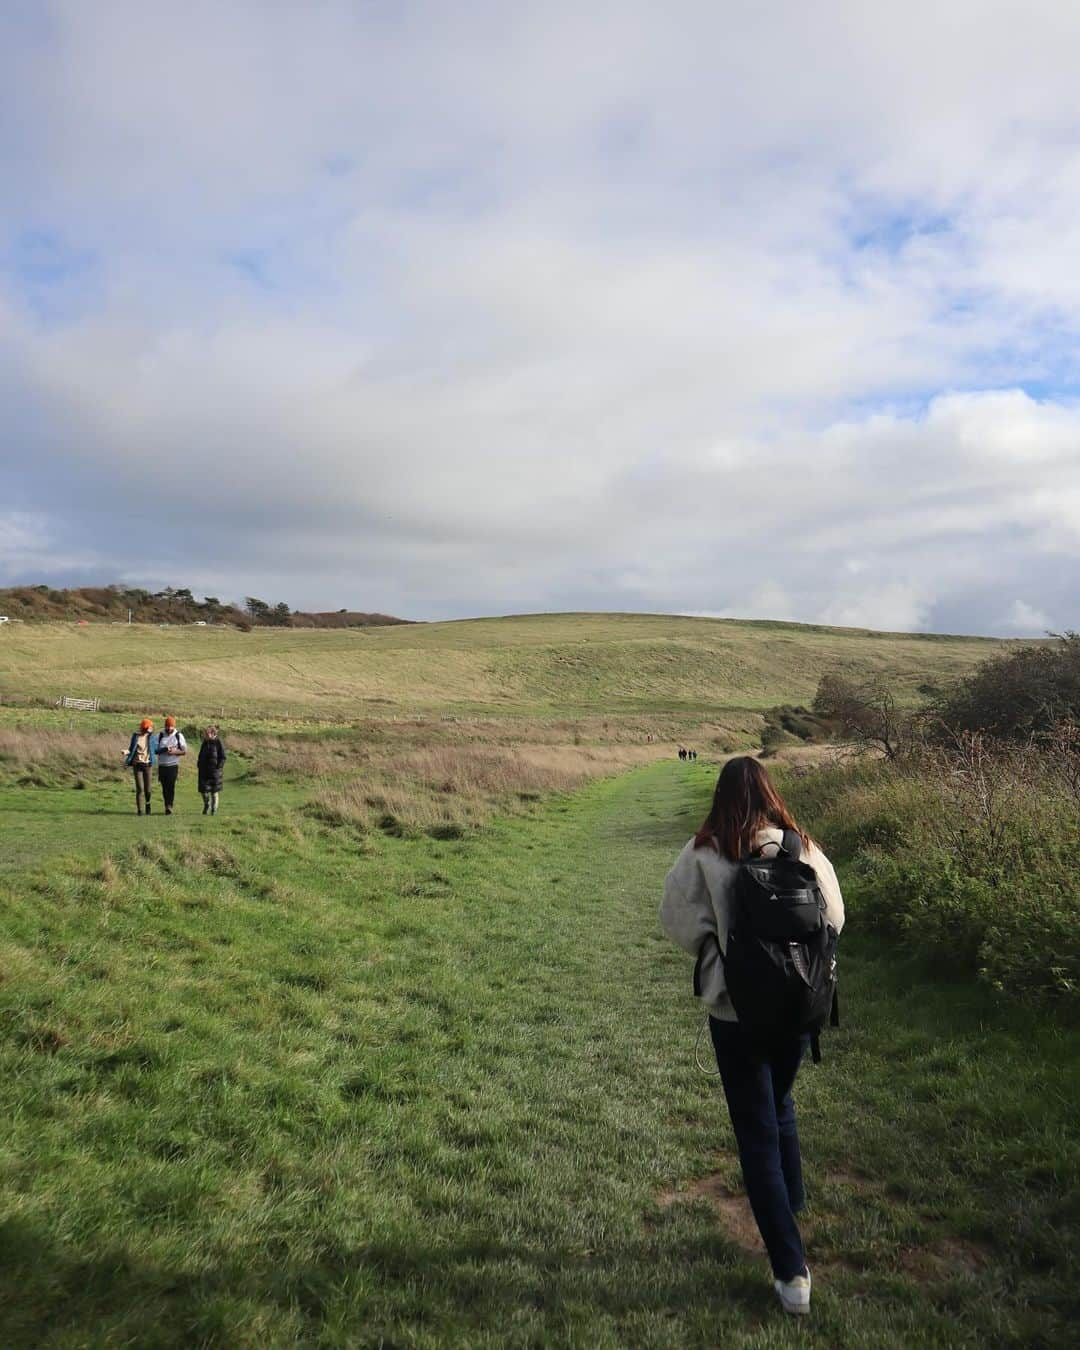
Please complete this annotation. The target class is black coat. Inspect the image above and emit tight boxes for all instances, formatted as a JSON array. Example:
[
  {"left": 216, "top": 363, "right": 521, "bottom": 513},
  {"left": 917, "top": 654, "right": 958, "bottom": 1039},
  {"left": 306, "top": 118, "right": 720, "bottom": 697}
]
[{"left": 197, "top": 738, "right": 227, "bottom": 791}]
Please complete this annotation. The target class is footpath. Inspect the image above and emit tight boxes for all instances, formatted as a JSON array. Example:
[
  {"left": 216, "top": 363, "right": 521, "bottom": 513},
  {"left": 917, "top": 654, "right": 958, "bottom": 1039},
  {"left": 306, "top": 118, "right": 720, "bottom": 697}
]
[{"left": 499, "top": 759, "right": 1076, "bottom": 1348}]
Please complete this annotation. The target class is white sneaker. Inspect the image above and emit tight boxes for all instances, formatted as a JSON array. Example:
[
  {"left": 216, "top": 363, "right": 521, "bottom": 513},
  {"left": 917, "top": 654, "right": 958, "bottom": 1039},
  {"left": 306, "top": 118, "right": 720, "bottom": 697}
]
[{"left": 774, "top": 1267, "right": 811, "bottom": 1315}]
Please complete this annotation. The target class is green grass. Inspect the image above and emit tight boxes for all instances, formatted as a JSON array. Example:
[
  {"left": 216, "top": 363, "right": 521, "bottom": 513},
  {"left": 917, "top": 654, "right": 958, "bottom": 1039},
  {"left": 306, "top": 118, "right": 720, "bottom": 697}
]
[
  {"left": 1, "top": 760, "right": 1076, "bottom": 1346},
  {"left": 0, "top": 612, "right": 1010, "bottom": 721}
]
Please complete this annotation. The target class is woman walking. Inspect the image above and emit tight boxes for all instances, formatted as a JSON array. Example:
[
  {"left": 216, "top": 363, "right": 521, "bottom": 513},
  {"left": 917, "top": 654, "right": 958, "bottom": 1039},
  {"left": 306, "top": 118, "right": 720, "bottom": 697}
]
[
  {"left": 155, "top": 715, "right": 187, "bottom": 815},
  {"left": 660, "top": 756, "right": 844, "bottom": 1316},
  {"left": 197, "top": 725, "right": 227, "bottom": 815},
  {"left": 124, "top": 718, "right": 158, "bottom": 815}
]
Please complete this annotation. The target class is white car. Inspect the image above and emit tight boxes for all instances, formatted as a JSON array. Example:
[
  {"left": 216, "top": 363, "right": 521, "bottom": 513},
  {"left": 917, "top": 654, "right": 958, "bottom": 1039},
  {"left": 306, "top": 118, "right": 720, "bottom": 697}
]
[{"left": 0, "top": 615, "right": 9, "bottom": 624}]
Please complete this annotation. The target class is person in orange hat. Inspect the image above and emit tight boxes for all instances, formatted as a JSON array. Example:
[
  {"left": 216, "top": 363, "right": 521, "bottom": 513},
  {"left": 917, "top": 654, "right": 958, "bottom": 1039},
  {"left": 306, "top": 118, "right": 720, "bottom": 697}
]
[
  {"left": 124, "top": 718, "right": 158, "bottom": 815},
  {"left": 155, "top": 715, "right": 187, "bottom": 814}
]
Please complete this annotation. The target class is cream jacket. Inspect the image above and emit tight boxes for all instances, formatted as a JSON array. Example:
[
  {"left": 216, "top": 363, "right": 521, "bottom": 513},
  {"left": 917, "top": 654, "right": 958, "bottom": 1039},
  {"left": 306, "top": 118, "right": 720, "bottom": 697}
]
[{"left": 660, "top": 828, "right": 845, "bottom": 1021}]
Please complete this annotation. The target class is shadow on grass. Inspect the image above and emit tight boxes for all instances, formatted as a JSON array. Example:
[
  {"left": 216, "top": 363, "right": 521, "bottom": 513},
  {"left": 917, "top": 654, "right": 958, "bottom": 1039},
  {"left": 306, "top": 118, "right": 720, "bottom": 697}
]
[{"left": 0, "top": 1215, "right": 770, "bottom": 1345}]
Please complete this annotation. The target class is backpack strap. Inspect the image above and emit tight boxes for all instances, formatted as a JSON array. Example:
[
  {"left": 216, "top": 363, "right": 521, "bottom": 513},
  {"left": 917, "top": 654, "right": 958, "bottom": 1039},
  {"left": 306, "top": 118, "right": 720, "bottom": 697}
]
[
  {"left": 809, "top": 990, "right": 841, "bottom": 1066},
  {"left": 781, "top": 828, "right": 803, "bottom": 860}
]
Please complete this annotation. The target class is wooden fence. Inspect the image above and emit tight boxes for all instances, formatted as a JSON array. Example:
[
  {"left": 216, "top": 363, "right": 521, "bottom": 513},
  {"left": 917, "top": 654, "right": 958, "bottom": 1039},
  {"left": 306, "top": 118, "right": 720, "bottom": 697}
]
[{"left": 57, "top": 696, "right": 100, "bottom": 712}]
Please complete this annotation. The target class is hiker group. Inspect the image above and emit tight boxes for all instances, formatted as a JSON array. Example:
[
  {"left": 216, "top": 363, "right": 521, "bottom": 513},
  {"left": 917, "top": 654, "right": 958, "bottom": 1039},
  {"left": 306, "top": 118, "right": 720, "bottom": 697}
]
[
  {"left": 678, "top": 746, "right": 697, "bottom": 760},
  {"left": 124, "top": 718, "right": 227, "bottom": 816}
]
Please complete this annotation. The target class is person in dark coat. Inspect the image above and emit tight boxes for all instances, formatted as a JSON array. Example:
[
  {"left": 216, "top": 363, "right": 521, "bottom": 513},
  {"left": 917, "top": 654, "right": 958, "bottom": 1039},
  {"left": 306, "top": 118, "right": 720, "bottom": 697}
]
[{"left": 197, "top": 726, "right": 227, "bottom": 815}]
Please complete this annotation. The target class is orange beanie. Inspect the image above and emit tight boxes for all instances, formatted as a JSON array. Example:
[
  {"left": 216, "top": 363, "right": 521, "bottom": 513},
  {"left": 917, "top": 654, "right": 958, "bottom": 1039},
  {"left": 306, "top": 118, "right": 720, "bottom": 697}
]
[
  {"left": 164, "top": 716, "right": 176, "bottom": 728},
  {"left": 139, "top": 718, "right": 153, "bottom": 731}
]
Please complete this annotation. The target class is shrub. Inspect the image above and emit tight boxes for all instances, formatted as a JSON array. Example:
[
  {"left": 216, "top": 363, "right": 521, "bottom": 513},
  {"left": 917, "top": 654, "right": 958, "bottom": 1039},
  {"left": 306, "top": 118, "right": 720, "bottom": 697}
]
[
  {"left": 760, "top": 703, "right": 836, "bottom": 755},
  {"left": 760, "top": 725, "right": 797, "bottom": 757},
  {"left": 854, "top": 849, "right": 997, "bottom": 971},
  {"left": 934, "top": 632, "right": 1080, "bottom": 739},
  {"left": 777, "top": 735, "right": 1080, "bottom": 1010},
  {"left": 979, "top": 892, "right": 1080, "bottom": 1000},
  {"left": 712, "top": 732, "right": 743, "bottom": 754}
]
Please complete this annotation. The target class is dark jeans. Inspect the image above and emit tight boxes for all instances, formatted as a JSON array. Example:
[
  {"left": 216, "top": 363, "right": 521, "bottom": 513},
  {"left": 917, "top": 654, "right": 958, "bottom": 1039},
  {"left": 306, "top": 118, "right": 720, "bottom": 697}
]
[
  {"left": 158, "top": 764, "right": 179, "bottom": 810},
  {"left": 709, "top": 1016, "right": 809, "bottom": 1281},
  {"left": 132, "top": 764, "right": 152, "bottom": 812}
]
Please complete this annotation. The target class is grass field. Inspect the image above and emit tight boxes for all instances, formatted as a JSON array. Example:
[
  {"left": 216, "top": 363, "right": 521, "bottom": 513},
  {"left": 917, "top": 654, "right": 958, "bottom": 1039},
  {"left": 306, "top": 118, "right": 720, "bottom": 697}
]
[
  {"left": 2, "top": 613, "right": 1073, "bottom": 1345},
  {"left": 1, "top": 755, "right": 1077, "bottom": 1346},
  {"left": 0, "top": 613, "right": 1009, "bottom": 721}
]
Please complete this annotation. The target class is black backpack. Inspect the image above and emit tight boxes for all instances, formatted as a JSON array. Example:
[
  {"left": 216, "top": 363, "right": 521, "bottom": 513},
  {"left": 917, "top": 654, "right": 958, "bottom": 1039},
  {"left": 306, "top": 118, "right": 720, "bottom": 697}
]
[{"left": 722, "top": 830, "right": 839, "bottom": 1063}]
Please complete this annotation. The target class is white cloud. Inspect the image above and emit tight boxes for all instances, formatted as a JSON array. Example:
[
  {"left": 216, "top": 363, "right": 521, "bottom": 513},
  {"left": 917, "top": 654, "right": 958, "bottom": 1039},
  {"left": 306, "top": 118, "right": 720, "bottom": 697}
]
[
  {"left": 2, "top": 3, "right": 1080, "bottom": 631},
  {"left": 1003, "top": 600, "right": 1054, "bottom": 634},
  {"left": 0, "top": 511, "right": 97, "bottom": 580},
  {"left": 819, "top": 584, "right": 931, "bottom": 634}
]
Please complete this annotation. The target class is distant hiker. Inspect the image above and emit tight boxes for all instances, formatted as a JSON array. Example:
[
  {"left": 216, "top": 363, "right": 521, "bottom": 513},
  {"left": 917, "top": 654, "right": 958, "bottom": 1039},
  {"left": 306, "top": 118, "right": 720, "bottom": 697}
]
[
  {"left": 659, "top": 756, "right": 845, "bottom": 1318},
  {"left": 124, "top": 718, "right": 157, "bottom": 815},
  {"left": 155, "top": 716, "right": 187, "bottom": 815},
  {"left": 678, "top": 747, "right": 686, "bottom": 760},
  {"left": 197, "top": 726, "right": 227, "bottom": 815}
]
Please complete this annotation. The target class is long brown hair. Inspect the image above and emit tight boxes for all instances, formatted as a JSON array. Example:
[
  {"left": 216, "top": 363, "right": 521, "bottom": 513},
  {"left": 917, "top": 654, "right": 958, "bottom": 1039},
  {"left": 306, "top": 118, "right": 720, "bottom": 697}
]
[{"left": 693, "top": 756, "right": 810, "bottom": 861}]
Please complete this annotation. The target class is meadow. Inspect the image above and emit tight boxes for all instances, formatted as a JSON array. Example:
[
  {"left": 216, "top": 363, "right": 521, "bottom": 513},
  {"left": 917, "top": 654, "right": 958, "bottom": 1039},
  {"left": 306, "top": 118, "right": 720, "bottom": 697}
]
[
  {"left": 0, "top": 612, "right": 1005, "bottom": 719},
  {"left": 0, "top": 616, "right": 1075, "bottom": 1346}
]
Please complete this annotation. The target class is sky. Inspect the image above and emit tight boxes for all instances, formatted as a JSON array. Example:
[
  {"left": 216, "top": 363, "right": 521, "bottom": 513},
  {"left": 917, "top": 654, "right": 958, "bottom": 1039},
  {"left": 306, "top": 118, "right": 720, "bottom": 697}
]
[{"left": 2, "top": 0, "right": 1079, "bottom": 634}]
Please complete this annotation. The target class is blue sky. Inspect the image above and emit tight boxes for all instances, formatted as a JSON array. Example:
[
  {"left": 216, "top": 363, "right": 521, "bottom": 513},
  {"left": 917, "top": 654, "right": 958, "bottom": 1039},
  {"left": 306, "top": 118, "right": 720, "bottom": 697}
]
[{"left": 2, "top": 0, "right": 1079, "bottom": 634}]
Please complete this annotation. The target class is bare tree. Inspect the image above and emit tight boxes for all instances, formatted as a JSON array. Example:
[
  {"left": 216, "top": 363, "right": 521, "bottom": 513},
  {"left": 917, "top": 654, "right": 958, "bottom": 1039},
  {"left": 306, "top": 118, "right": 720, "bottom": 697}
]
[
  {"left": 812, "top": 673, "right": 911, "bottom": 759},
  {"left": 1043, "top": 719, "right": 1080, "bottom": 807},
  {"left": 916, "top": 729, "right": 1047, "bottom": 886}
]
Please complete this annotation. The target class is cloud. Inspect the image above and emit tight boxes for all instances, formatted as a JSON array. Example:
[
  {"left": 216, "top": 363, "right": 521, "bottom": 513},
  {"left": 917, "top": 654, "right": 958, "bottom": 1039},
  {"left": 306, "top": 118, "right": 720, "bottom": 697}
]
[
  {"left": 1003, "top": 600, "right": 1055, "bottom": 635},
  {"left": 2, "top": 3, "right": 1080, "bottom": 630},
  {"left": 0, "top": 510, "right": 99, "bottom": 582},
  {"left": 819, "top": 585, "right": 931, "bottom": 634}
]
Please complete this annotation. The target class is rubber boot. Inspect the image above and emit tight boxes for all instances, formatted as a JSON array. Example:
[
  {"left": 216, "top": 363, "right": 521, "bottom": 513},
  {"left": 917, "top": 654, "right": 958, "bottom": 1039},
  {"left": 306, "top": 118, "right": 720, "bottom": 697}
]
[
  {"left": 211, "top": 792, "right": 219, "bottom": 815},
  {"left": 202, "top": 793, "right": 210, "bottom": 815}
]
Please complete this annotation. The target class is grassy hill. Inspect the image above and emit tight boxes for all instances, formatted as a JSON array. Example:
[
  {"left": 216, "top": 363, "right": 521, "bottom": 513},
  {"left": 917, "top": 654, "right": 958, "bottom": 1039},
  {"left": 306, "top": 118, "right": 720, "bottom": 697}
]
[{"left": 0, "top": 612, "right": 1010, "bottom": 722}]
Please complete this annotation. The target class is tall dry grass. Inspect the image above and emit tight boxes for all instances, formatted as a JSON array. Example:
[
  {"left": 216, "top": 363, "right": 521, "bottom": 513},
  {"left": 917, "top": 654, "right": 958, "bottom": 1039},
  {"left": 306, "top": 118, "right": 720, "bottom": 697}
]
[
  {"left": 306, "top": 743, "right": 660, "bottom": 837},
  {"left": 0, "top": 728, "right": 130, "bottom": 786},
  {"left": 0, "top": 716, "right": 670, "bottom": 836}
]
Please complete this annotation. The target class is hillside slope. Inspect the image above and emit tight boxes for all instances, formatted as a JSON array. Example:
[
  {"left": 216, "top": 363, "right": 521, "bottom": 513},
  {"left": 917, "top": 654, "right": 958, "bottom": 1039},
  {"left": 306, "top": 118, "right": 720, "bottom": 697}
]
[{"left": 0, "top": 612, "right": 1011, "bottom": 722}]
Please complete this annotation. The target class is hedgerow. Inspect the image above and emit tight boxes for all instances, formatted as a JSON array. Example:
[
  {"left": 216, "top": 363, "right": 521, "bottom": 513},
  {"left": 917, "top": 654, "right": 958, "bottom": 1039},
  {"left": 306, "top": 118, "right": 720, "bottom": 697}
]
[{"left": 778, "top": 734, "right": 1080, "bottom": 1008}]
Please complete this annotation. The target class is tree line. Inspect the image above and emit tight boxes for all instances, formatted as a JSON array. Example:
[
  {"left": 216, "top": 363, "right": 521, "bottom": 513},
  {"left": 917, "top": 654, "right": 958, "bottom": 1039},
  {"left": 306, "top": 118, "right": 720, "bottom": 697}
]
[{"left": 0, "top": 584, "right": 410, "bottom": 630}]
